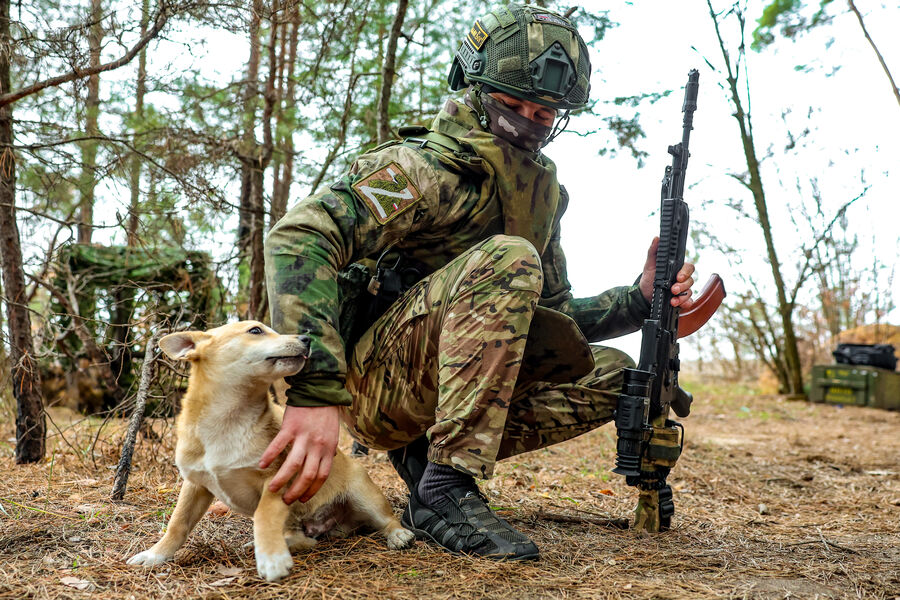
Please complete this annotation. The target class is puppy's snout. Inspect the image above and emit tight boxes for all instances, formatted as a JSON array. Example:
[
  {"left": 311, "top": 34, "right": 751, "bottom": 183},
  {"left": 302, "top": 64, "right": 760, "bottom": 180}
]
[{"left": 297, "top": 335, "right": 311, "bottom": 355}]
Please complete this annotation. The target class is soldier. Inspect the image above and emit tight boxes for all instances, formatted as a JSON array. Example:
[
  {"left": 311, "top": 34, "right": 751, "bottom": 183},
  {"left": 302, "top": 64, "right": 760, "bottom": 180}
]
[{"left": 260, "top": 4, "right": 697, "bottom": 560}]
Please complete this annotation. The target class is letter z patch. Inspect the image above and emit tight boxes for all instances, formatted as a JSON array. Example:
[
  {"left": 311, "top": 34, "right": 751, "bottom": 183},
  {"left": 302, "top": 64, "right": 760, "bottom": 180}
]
[{"left": 352, "top": 162, "right": 422, "bottom": 225}]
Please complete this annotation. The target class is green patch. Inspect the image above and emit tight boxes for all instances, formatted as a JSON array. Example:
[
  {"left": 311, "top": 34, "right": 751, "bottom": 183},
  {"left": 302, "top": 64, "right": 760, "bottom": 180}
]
[
  {"left": 352, "top": 162, "right": 421, "bottom": 225},
  {"left": 397, "top": 569, "right": 423, "bottom": 579}
]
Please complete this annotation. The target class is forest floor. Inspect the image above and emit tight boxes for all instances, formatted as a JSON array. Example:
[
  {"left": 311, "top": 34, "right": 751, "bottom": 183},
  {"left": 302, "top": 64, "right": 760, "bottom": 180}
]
[{"left": 1, "top": 374, "right": 899, "bottom": 600}]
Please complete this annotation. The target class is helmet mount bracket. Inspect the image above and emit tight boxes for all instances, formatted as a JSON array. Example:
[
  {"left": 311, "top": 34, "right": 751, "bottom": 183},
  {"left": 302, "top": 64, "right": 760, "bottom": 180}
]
[{"left": 530, "top": 41, "right": 577, "bottom": 99}]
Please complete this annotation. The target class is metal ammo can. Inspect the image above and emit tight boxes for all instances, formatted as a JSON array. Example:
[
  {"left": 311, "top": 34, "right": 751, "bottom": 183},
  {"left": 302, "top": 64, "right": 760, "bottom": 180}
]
[{"left": 810, "top": 364, "right": 900, "bottom": 410}]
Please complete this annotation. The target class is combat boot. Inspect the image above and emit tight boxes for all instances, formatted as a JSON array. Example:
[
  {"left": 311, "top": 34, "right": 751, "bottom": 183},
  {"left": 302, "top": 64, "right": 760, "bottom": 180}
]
[
  {"left": 401, "top": 479, "right": 539, "bottom": 561},
  {"left": 386, "top": 435, "right": 429, "bottom": 494}
]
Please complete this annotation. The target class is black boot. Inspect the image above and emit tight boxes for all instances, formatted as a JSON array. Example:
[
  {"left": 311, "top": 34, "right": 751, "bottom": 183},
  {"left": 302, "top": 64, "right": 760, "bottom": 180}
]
[
  {"left": 388, "top": 438, "right": 539, "bottom": 561},
  {"left": 350, "top": 441, "right": 370, "bottom": 456},
  {"left": 402, "top": 474, "right": 540, "bottom": 561},
  {"left": 386, "top": 435, "right": 429, "bottom": 494}
]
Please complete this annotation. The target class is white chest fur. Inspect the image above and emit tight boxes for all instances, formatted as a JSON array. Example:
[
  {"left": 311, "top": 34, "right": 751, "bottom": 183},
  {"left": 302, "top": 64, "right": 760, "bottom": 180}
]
[{"left": 176, "top": 433, "right": 264, "bottom": 517}]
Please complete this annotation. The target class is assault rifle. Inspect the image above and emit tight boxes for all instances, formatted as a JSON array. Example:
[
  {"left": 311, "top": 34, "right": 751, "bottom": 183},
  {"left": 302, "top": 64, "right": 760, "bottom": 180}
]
[{"left": 612, "top": 70, "right": 726, "bottom": 532}]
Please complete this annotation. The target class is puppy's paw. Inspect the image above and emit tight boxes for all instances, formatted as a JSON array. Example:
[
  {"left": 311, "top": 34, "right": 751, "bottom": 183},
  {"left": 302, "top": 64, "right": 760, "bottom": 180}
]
[
  {"left": 126, "top": 550, "right": 171, "bottom": 567},
  {"left": 285, "top": 532, "right": 317, "bottom": 551},
  {"left": 325, "top": 524, "right": 352, "bottom": 540},
  {"left": 386, "top": 527, "right": 415, "bottom": 550},
  {"left": 255, "top": 549, "right": 293, "bottom": 582}
]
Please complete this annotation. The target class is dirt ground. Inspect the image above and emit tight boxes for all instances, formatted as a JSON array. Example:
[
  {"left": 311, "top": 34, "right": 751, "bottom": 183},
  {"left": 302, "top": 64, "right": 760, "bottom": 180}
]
[{"left": 1, "top": 375, "right": 899, "bottom": 600}]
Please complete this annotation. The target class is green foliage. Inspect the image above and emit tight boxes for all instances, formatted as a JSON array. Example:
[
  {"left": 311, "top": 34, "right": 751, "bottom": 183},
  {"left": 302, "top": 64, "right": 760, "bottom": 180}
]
[
  {"left": 598, "top": 115, "right": 649, "bottom": 167},
  {"left": 752, "top": 0, "right": 834, "bottom": 51}
]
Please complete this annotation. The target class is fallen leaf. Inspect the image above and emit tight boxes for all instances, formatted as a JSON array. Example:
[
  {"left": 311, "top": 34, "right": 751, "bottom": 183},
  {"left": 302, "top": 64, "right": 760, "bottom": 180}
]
[
  {"left": 60, "top": 576, "right": 93, "bottom": 591},
  {"left": 598, "top": 489, "right": 615, "bottom": 496},
  {"left": 207, "top": 501, "right": 230, "bottom": 516},
  {"left": 216, "top": 564, "right": 243, "bottom": 577},
  {"left": 62, "top": 478, "right": 100, "bottom": 486},
  {"left": 209, "top": 577, "right": 236, "bottom": 587},
  {"left": 74, "top": 504, "right": 99, "bottom": 514}
]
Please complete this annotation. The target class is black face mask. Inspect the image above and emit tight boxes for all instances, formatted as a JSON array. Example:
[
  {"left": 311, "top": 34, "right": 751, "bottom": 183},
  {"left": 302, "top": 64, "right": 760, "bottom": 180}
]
[{"left": 478, "top": 93, "right": 554, "bottom": 153}]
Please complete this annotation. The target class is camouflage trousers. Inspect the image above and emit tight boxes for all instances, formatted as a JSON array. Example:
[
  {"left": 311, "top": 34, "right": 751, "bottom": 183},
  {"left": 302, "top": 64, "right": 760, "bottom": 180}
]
[{"left": 342, "top": 235, "right": 634, "bottom": 479}]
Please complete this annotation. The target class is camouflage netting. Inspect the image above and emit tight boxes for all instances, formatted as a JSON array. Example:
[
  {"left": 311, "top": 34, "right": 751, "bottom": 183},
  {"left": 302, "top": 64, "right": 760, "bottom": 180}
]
[
  {"left": 54, "top": 244, "right": 225, "bottom": 322},
  {"left": 42, "top": 244, "right": 226, "bottom": 413}
]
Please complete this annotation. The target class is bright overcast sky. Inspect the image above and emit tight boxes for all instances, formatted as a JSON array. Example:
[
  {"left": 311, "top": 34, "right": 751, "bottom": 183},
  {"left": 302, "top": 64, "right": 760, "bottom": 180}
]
[{"left": 552, "top": 1, "right": 900, "bottom": 360}]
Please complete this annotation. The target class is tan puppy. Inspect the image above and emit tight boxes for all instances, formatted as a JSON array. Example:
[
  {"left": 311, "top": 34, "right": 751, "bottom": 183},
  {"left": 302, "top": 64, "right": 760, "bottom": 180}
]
[{"left": 127, "top": 321, "right": 413, "bottom": 581}]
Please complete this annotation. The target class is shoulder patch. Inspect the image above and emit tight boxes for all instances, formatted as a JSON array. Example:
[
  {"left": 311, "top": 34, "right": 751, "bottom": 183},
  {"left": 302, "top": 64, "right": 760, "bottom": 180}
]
[{"left": 352, "top": 162, "right": 422, "bottom": 225}]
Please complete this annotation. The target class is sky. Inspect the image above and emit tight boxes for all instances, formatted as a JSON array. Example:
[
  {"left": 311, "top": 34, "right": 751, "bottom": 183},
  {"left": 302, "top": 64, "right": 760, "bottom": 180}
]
[{"left": 550, "top": 1, "right": 900, "bottom": 360}]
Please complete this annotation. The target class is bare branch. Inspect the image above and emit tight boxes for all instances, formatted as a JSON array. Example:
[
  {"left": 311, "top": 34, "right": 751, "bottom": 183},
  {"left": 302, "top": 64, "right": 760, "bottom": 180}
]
[
  {"left": 0, "top": 2, "right": 172, "bottom": 107},
  {"left": 848, "top": 0, "right": 900, "bottom": 109}
]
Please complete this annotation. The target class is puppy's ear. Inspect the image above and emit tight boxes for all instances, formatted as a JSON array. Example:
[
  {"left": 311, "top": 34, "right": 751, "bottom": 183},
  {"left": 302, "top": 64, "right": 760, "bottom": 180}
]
[{"left": 159, "top": 331, "right": 210, "bottom": 361}]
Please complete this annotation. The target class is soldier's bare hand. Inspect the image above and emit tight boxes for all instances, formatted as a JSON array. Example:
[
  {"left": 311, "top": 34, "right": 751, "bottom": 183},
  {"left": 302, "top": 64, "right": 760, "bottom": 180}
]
[
  {"left": 672, "top": 260, "right": 695, "bottom": 310},
  {"left": 259, "top": 405, "right": 340, "bottom": 504},
  {"left": 639, "top": 237, "right": 696, "bottom": 310}
]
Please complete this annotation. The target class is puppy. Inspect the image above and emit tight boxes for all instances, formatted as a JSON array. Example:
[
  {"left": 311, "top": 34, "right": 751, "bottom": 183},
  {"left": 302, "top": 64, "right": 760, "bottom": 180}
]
[{"left": 127, "top": 321, "right": 413, "bottom": 581}]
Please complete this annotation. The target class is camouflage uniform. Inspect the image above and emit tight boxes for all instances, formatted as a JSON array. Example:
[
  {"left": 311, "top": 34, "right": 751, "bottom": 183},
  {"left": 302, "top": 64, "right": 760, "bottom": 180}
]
[{"left": 265, "top": 95, "right": 650, "bottom": 479}]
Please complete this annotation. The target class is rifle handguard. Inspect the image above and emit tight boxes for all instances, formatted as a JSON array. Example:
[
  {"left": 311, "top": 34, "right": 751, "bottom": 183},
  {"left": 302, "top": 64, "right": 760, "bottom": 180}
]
[{"left": 678, "top": 273, "right": 726, "bottom": 338}]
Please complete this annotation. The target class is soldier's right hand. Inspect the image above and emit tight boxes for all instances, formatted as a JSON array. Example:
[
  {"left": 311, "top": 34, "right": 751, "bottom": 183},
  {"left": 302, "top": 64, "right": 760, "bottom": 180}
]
[{"left": 259, "top": 405, "right": 341, "bottom": 504}]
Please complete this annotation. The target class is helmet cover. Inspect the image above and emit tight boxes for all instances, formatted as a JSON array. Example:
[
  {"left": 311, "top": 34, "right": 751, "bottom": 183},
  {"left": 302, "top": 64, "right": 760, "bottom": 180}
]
[{"left": 448, "top": 4, "right": 591, "bottom": 110}]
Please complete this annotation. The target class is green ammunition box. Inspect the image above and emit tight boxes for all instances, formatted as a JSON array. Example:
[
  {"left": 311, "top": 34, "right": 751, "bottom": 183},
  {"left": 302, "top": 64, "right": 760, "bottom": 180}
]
[{"left": 810, "top": 364, "right": 900, "bottom": 410}]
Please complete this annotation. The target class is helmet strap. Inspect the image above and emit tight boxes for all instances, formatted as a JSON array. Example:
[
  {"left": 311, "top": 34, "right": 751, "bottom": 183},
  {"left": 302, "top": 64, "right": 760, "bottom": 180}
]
[
  {"left": 467, "top": 84, "right": 491, "bottom": 130},
  {"left": 544, "top": 110, "right": 571, "bottom": 147}
]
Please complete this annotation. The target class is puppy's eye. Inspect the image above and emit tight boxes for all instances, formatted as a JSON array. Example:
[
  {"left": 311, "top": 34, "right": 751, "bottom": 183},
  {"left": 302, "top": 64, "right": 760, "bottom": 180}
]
[{"left": 247, "top": 326, "right": 264, "bottom": 335}]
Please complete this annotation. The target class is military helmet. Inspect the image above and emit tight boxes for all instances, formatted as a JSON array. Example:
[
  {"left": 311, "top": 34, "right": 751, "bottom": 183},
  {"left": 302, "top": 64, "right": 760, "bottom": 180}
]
[{"left": 448, "top": 4, "right": 591, "bottom": 110}]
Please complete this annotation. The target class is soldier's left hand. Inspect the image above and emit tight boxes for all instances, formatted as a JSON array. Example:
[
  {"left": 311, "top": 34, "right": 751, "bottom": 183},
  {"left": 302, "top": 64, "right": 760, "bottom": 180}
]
[{"left": 639, "top": 236, "right": 696, "bottom": 310}]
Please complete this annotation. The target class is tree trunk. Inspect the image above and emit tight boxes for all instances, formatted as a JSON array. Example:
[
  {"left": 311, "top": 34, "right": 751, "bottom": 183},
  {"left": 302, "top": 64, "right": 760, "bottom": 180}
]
[
  {"left": 376, "top": 0, "right": 409, "bottom": 144},
  {"left": 237, "top": 0, "right": 263, "bottom": 318},
  {"left": 78, "top": 0, "right": 103, "bottom": 244},
  {"left": 708, "top": 0, "right": 804, "bottom": 395},
  {"left": 238, "top": 0, "right": 263, "bottom": 251},
  {"left": 127, "top": 0, "right": 150, "bottom": 246},
  {"left": 112, "top": 0, "right": 150, "bottom": 388},
  {"left": 270, "top": 1, "right": 300, "bottom": 227},
  {"left": 248, "top": 0, "right": 280, "bottom": 320},
  {"left": 1, "top": 0, "right": 46, "bottom": 463}
]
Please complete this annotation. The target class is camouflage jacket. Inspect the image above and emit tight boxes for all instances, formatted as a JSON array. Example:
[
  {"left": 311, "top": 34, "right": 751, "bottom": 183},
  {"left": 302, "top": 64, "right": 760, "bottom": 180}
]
[{"left": 265, "top": 97, "right": 650, "bottom": 408}]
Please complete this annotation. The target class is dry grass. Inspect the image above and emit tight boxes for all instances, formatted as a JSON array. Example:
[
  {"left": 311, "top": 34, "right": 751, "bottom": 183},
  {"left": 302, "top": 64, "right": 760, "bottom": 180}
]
[{"left": 1, "top": 375, "right": 899, "bottom": 599}]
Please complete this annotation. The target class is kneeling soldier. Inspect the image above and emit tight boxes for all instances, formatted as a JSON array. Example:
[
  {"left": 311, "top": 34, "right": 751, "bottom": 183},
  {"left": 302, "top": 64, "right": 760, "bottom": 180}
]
[{"left": 261, "top": 3, "right": 697, "bottom": 560}]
